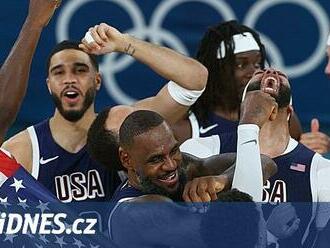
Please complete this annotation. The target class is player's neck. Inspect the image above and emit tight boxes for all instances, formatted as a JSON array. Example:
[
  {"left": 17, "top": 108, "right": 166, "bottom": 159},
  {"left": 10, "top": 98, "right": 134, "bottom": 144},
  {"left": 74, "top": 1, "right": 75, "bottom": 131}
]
[
  {"left": 259, "top": 119, "right": 290, "bottom": 158},
  {"left": 49, "top": 105, "right": 96, "bottom": 153},
  {"left": 213, "top": 108, "right": 239, "bottom": 121}
]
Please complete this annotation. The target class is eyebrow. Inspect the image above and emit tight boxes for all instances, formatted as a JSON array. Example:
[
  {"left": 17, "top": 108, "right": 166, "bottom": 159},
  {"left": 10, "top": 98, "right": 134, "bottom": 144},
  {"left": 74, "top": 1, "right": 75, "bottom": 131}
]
[
  {"left": 145, "top": 142, "right": 179, "bottom": 163},
  {"left": 50, "top": 62, "right": 90, "bottom": 74}
]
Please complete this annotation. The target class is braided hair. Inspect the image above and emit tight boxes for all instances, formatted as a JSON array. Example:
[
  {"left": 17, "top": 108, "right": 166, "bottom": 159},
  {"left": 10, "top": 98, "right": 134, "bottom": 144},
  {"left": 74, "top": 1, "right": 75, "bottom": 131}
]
[{"left": 191, "top": 20, "right": 266, "bottom": 125}]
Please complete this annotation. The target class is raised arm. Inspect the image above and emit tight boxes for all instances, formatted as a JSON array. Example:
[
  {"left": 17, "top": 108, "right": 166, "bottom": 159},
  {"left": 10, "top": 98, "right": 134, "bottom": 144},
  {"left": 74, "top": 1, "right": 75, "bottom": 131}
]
[
  {"left": 0, "top": 0, "right": 60, "bottom": 144},
  {"left": 80, "top": 23, "right": 208, "bottom": 124}
]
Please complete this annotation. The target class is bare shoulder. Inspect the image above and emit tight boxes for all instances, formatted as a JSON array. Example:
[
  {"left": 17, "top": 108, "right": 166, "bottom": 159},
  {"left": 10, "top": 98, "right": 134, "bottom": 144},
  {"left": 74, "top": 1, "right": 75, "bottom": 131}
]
[{"left": 1, "top": 129, "right": 32, "bottom": 172}]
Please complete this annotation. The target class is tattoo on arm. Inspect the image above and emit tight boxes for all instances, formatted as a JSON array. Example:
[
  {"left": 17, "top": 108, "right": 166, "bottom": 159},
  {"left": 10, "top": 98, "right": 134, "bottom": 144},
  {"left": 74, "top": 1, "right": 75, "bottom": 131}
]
[{"left": 124, "top": 43, "right": 136, "bottom": 56}]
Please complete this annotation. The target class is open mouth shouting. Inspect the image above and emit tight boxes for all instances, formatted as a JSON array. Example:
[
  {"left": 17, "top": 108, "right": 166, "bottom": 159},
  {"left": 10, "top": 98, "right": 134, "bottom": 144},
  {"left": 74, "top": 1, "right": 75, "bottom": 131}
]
[{"left": 62, "top": 88, "right": 81, "bottom": 105}]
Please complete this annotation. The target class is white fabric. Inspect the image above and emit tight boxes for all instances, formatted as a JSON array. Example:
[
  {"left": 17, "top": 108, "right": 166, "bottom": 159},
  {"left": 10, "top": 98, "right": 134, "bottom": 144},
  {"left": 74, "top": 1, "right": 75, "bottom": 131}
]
[
  {"left": 232, "top": 124, "right": 262, "bottom": 201},
  {"left": 0, "top": 148, "right": 12, "bottom": 158},
  {"left": 217, "top": 32, "right": 260, "bottom": 59},
  {"left": 27, "top": 126, "right": 40, "bottom": 180},
  {"left": 188, "top": 112, "right": 200, "bottom": 138},
  {"left": 327, "top": 34, "right": 330, "bottom": 46},
  {"left": 0, "top": 148, "right": 11, "bottom": 187},
  {"left": 180, "top": 135, "right": 220, "bottom": 159},
  {"left": 84, "top": 31, "right": 95, "bottom": 44},
  {"left": 301, "top": 153, "right": 330, "bottom": 243},
  {"left": 280, "top": 138, "right": 298, "bottom": 155},
  {"left": 167, "top": 81, "right": 205, "bottom": 106}
]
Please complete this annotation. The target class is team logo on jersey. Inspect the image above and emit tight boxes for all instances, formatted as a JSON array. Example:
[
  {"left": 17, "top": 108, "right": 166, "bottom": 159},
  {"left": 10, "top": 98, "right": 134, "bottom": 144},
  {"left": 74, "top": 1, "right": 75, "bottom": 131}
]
[
  {"left": 263, "top": 179, "right": 287, "bottom": 203},
  {"left": 40, "top": 156, "right": 59, "bottom": 165},
  {"left": 199, "top": 124, "right": 218, "bottom": 134},
  {"left": 55, "top": 170, "right": 105, "bottom": 202}
]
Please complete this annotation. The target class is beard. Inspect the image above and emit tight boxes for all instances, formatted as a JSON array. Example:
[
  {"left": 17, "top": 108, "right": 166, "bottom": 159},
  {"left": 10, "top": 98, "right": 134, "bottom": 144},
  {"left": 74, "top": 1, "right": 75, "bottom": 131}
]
[
  {"left": 52, "top": 87, "right": 96, "bottom": 122},
  {"left": 139, "top": 167, "right": 187, "bottom": 202}
]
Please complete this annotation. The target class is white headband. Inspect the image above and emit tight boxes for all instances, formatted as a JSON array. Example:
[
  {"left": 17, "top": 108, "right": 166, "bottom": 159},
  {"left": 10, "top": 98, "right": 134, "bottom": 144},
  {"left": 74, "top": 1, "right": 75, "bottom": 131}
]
[
  {"left": 217, "top": 32, "right": 260, "bottom": 59},
  {"left": 327, "top": 34, "right": 330, "bottom": 46}
]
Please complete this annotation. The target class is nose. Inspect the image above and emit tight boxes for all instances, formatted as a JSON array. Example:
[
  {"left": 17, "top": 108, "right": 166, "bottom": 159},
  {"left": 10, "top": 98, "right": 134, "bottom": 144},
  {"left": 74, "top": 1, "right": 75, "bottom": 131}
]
[
  {"left": 63, "top": 72, "right": 78, "bottom": 85},
  {"left": 246, "top": 64, "right": 257, "bottom": 79},
  {"left": 162, "top": 157, "right": 177, "bottom": 171}
]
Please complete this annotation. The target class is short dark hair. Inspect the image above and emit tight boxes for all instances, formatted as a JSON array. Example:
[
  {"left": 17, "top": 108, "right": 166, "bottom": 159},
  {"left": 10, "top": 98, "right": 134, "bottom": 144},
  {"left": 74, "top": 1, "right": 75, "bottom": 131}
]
[
  {"left": 200, "top": 189, "right": 260, "bottom": 248},
  {"left": 192, "top": 20, "right": 266, "bottom": 125},
  {"left": 119, "top": 110, "right": 164, "bottom": 149},
  {"left": 46, "top": 40, "right": 99, "bottom": 73},
  {"left": 87, "top": 107, "right": 123, "bottom": 171}
]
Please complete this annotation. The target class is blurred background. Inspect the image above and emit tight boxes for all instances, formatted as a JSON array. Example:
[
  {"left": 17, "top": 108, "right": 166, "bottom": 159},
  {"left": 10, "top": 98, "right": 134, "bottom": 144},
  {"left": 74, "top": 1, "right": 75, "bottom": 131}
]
[{"left": 1, "top": 0, "right": 330, "bottom": 137}]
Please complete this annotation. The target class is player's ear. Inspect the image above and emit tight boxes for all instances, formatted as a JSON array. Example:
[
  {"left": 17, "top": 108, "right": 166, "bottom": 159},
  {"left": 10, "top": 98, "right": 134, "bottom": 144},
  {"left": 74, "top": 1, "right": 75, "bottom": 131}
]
[
  {"left": 95, "top": 72, "right": 101, "bottom": 91},
  {"left": 119, "top": 146, "right": 132, "bottom": 170},
  {"left": 46, "top": 78, "right": 52, "bottom": 94},
  {"left": 287, "top": 105, "right": 293, "bottom": 121},
  {"left": 269, "top": 104, "right": 278, "bottom": 121}
]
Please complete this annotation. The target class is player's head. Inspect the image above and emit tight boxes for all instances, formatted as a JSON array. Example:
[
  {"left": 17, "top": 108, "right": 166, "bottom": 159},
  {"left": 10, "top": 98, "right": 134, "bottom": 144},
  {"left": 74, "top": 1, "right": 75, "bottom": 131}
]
[
  {"left": 87, "top": 105, "right": 135, "bottom": 171},
  {"left": 246, "top": 68, "right": 291, "bottom": 106},
  {"left": 119, "top": 110, "right": 185, "bottom": 200},
  {"left": 192, "top": 20, "right": 266, "bottom": 123},
  {"left": 46, "top": 40, "right": 101, "bottom": 122},
  {"left": 325, "top": 34, "right": 330, "bottom": 78},
  {"left": 244, "top": 68, "right": 292, "bottom": 123},
  {"left": 200, "top": 189, "right": 260, "bottom": 248}
]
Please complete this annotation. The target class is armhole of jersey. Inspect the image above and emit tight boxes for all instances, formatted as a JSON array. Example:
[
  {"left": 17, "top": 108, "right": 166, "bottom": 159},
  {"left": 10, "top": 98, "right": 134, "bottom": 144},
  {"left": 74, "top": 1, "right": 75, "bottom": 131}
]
[
  {"left": 302, "top": 153, "right": 320, "bottom": 244},
  {"left": 310, "top": 154, "right": 319, "bottom": 203},
  {"left": 27, "top": 126, "right": 40, "bottom": 180},
  {"left": 108, "top": 197, "right": 136, "bottom": 240},
  {"left": 188, "top": 112, "right": 200, "bottom": 138}
]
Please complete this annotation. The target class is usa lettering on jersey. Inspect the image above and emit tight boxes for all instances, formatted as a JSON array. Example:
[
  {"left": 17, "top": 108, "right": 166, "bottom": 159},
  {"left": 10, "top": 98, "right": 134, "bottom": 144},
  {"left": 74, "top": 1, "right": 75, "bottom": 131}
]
[
  {"left": 263, "top": 179, "right": 287, "bottom": 203},
  {"left": 55, "top": 169, "right": 105, "bottom": 202}
]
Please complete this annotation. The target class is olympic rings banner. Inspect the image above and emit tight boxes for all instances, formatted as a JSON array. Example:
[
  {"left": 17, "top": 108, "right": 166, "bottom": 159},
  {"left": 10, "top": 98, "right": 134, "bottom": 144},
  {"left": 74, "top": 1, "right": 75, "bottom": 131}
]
[{"left": 1, "top": 0, "right": 330, "bottom": 134}]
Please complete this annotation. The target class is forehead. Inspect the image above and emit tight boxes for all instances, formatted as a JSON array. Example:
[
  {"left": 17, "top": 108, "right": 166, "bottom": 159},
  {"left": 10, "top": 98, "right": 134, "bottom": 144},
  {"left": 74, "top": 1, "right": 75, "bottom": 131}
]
[
  {"left": 130, "top": 123, "right": 176, "bottom": 155},
  {"left": 49, "top": 49, "right": 92, "bottom": 69},
  {"left": 235, "top": 50, "right": 261, "bottom": 60}
]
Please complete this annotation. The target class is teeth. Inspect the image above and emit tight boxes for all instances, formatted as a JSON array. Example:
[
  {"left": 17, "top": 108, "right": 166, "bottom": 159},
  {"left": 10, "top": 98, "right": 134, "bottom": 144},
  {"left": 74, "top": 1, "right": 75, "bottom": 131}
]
[
  {"left": 66, "top": 91, "right": 77, "bottom": 95},
  {"left": 162, "top": 171, "right": 176, "bottom": 180},
  {"left": 64, "top": 91, "right": 79, "bottom": 99}
]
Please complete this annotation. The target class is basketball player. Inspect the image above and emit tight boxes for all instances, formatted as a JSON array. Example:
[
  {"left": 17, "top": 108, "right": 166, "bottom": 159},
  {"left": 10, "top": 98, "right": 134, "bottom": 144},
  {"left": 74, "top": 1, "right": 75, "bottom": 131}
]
[
  {"left": 181, "top": 68, "right": 330, "bottom": 247},
  {"left": 173, "top": 20, "right": 330, "bottom": 156},
  {"left": 1, "top": 22, "right": 208, "bottom": 202},
  {"left": 108, "top": 106, "right": 277, "bottom": 248}
]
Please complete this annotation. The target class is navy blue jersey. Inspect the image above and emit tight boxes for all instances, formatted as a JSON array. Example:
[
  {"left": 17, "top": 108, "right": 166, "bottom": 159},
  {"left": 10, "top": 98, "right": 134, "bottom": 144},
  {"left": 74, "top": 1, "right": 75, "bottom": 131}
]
[
  {"left": 263, "top": 142, "right": 315, "bottom": 203},
  {"left": 189, "top": 112, "right": 239, "bottom": 138},
  {"left": 27, "top": 119, "right": 122, "bottom": 202},
  {"left": 262, "top": 142, "right": 316, "bottom": 247},
  {"left": 111, "top": 180, "right": 144, "bottom": 204}
]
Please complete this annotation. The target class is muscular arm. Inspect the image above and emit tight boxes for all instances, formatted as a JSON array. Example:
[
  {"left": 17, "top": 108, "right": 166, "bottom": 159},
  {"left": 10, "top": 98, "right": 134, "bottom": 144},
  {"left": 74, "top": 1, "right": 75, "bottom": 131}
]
[
  {"left": 0, "top": 0, "right": 59, "bottom": 144},
  {"left": 0, "top": 0, "right": 57, "bottom": 144},
  {"left": 80, "top": 23, "right": 208, "bottom": 124}
]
